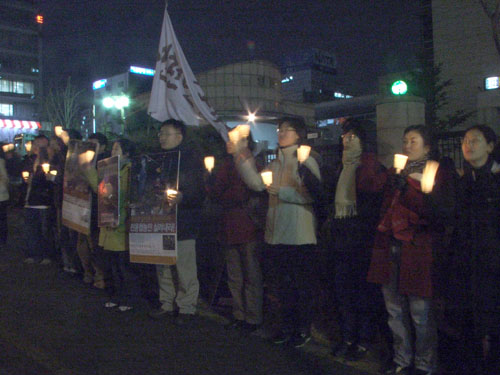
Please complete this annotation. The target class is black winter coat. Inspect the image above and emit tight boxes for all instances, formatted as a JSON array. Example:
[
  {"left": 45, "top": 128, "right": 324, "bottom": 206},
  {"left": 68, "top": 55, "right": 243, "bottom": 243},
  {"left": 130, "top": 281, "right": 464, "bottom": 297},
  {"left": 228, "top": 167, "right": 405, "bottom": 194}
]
[
  {"left": 159, "top": 142, "right": 205, "bottom": 241},
  {"left": 455, "top": 158, "right": 500, "bottom": 336}
]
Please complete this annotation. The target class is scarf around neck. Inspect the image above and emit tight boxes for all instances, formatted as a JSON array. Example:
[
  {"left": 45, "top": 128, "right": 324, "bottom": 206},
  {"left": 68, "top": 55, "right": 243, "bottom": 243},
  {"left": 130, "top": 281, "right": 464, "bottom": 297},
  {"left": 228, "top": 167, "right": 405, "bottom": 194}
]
[{"left": 335, "top": 145, "right": 362, "bottom": 218}]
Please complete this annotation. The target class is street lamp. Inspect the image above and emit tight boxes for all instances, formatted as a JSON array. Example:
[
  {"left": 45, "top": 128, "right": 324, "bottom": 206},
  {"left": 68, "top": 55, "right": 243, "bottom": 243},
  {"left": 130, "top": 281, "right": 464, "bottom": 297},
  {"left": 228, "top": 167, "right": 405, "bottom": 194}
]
[{"left": 102, "top": 95, "right": 130, "bottom": 134}]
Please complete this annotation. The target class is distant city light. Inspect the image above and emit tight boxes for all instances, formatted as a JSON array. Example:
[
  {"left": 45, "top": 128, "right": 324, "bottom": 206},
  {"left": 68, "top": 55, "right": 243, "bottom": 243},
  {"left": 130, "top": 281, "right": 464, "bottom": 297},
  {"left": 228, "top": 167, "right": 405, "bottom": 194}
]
[
  {"left": 281, "top": 76, "right": 294, "bottom": 84},
  {"left": 93, "top": 79, "right": 107, "bottom": 90},
  {"left": 334, "top": 92, "right": 353, "bottom": 99},
  {"left": 485, "top": 76, "right": 499, "bottom": 90},
  {"left": 36, "top": 15, "right": 44, "bottom": 24},
  {"left": 130, "top": 66, "right": 155, "bottom": 76},
  {"left": 391, "top": 80, "right": 408, "bottom": 95}
]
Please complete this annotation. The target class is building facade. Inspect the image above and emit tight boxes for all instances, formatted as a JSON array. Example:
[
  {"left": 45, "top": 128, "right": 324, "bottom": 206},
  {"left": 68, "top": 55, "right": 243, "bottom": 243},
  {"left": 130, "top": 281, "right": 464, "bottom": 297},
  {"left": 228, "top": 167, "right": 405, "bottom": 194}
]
[
  {"left": 280, "top": 48, "right": 349, "bottom": 104},
  {"left": 196, "top": 60, "right": 314, "bottom": 149},
  {"left": 432, "top": 0, "right": 500, "bottom": 131},
  {"left": 0, "top": 0, "right": 42, "bottom": 141}
]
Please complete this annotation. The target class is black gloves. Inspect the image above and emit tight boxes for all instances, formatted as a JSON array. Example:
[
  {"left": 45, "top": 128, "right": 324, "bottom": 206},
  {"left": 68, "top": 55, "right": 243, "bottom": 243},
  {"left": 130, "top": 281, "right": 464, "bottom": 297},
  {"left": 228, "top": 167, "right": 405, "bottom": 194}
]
[{"left": 390, "top": 173, "right": 408, "bottom": 193}]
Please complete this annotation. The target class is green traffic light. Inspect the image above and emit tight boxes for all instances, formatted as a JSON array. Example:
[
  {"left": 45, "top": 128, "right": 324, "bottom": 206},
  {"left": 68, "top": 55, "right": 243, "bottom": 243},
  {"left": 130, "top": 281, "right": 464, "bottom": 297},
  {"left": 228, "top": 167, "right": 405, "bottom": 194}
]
[{"left": 391, "top": 80, "right": 408, "bottom": 95}]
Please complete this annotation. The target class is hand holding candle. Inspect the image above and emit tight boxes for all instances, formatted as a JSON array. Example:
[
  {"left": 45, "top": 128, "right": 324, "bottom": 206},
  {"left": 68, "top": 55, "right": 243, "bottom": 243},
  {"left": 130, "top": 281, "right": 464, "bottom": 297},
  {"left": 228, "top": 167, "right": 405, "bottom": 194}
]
[
  {"left": 204, "top": 156, "right": 215, "bottom": 173},
  {"left": 394, "top": 154, "right": 408, "bottom": 174},
  {"left": 421, "top": 160, "right": 439, "bottom": 194},
  {"left": 297, "top": 145, "right": 311, "bottom": 163}
]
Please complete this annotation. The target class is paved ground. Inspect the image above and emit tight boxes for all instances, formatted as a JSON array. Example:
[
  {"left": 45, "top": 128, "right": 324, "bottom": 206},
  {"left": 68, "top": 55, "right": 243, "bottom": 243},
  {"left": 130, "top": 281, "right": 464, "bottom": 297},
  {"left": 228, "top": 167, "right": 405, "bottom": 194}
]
[{"left": 0, "top": 208, "right": 382, "bottom": 375}]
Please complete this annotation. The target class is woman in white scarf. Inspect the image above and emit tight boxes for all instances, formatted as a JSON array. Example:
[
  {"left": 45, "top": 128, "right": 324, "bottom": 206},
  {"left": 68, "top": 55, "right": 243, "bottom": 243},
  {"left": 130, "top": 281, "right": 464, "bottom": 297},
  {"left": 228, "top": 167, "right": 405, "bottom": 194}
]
[{"left": 329, "top": 120, "right": 387, "bottom": 362}]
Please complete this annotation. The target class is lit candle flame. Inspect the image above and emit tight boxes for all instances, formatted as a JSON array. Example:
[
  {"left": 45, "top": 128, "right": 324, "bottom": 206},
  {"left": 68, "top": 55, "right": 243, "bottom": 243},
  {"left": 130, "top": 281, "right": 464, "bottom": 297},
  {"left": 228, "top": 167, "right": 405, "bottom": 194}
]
[
  {"left": 297, "top": 145, "right": 311, "bottom": 163},
  {"left": 238, "top": 124, "right": 251, "bottom": 138},
  {"left": 204, "top": 156, "right": 215, "bottom": 173},
  {"left": 42, "top": 163, "right": 50, "bottom": 174},
  {"left": 25, "top": 141, "right": 32, "bottom": 153},
  {"left": 260, "top": 171, "right": 273, "bottom": 186},
  {"left": 54, "top": 125, "right": 63, "bottom": 137},
  {"left": 22, "top": 171, "right": 29, "bottom": 181},
  {"left": 228, "top": 128, "right": 241, "bottom": 144},
  {"left": 394, "top": 154, "right": 408, "bottom": 174},
  {"left": 421, "top": 160, "right": 439, "bottom": 194},
  {"left": 50, "top": 170, "right": 57, "bottom": 176}
]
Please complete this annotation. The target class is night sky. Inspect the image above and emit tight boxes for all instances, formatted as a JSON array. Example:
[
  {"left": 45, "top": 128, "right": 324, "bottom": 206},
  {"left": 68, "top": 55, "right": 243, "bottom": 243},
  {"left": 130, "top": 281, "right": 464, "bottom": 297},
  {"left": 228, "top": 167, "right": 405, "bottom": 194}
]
[{"left": 38, "top": 0, "right": 422, "bottom": 95}]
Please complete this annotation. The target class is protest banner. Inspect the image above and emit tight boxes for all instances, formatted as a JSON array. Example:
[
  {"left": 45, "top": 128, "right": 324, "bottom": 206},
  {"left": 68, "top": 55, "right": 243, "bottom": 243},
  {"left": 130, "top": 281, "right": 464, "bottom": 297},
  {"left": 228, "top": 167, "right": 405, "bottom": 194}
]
[
  {"left": 97, "top": 155, "right": 120, "bottom": 228},
  {"left": 129, "top": 151, "right": 180, "bottom": 265},
  {"left": 61, "top": 140, "right": 97, "bottom": 235}
]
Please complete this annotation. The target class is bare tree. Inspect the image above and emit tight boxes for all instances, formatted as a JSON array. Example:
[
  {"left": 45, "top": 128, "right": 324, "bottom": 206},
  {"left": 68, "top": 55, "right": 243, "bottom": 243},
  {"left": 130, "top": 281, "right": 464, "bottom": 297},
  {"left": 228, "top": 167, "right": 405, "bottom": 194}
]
[
  {"left": 44, "top": 77, "right": 84, "bottom": 129},
  {"left": 478, "top": 0, "right": 500, "bottom": 58}
]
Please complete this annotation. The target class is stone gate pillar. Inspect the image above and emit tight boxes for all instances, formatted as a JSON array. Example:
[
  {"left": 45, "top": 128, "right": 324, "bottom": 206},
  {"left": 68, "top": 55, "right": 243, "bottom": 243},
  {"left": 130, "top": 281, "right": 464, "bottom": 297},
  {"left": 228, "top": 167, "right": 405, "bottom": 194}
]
[{"left": 376, "top": 95, "right": 425, "bottom": 168}]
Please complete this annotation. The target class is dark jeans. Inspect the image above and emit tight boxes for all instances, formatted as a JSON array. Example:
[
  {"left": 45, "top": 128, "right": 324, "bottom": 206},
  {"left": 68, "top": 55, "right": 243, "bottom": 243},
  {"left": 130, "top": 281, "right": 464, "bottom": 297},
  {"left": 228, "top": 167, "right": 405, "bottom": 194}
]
[
  {"left": 333, "top": 250, "right": 380, "bottom": 343},
  {"left": 0, "top": 200, "right": 8, "bottom": 244},
  {"left": 264, "top": 244, "right": 318, "bottom": 334},
  {"left": 103, "top": 250, "right": 140, "bottom": 306},
  {"left": 24, "top": 207, "right": 55, "bottom": 260}
]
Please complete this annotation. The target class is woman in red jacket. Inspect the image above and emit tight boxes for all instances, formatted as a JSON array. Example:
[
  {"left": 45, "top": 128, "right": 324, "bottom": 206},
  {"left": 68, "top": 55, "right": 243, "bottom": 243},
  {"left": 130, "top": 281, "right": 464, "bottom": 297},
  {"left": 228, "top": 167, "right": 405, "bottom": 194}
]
[{"left": 367, "top": 125, "right": 454, "bottom": 375}]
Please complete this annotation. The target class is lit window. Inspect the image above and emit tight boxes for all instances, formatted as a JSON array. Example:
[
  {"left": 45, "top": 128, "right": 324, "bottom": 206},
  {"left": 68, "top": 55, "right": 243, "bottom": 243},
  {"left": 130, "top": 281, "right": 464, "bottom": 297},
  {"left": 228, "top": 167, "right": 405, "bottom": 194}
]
[
  {"left": 485, "top": 76, "right": 499, "bottom": 90},
  {"left": 0, "top": 79, "right": 34, "bottom": 94},
  {"left": 0, "top": 103, "right": 13, "bottom": 116}
]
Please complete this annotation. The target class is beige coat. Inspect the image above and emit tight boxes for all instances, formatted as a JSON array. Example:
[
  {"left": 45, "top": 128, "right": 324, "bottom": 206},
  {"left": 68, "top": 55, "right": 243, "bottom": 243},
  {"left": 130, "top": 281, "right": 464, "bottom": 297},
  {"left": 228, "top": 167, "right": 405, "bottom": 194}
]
[
  {"left": 0, "top": 159, "right": 9, "bottom": 202},
  {"left": 235, "top": 145, "right": 320, "bottom": 245}
]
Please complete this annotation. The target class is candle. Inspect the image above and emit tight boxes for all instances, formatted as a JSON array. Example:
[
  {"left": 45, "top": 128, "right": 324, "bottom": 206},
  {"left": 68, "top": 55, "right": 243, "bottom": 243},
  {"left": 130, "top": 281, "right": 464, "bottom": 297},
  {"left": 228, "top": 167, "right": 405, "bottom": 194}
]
[
  {"left": 54, "top": 125, "right": 63, "bottom": 137},
  {"left": 25, "top": 141, "right": 32, "bottom": 153},
  {"left": 238, "top": 124, "right": 251, "bottom": 138},
  {"left": 228, "top": 128, "right": 241, "bottom": 144},
  {"left": 42, "top": 163, "right": 50, "bottom": 174},
  {"left": 260, "top": 171, "right": 273, "bottom": 186},
  {"left": 50, "top": 170, "right": 58, "bottom": 176},
  {"left": 60, "top": 130, "right": 70, "bottom": 145},
  {"left": 204, "top": 156, "right": 215, "bottom": 173},
  {"left": 297, "top": 145, "right": 311, "bottom": 163},
  {"left": 166, "top": 189, "right": 178, "bottom": 197},
  {"left": 393, "top": 154, "right": 408, "bottom": 174},
  {"left": 22, "top": 171, "right": 29, "bottom": 181},
  {"left": 84, "top": 150, "right": 95, "bottom": 163},
  {"left": 421, "top": 160, "right": 439, "bottom": 194},
  {"left": 2, "top": 145, "right": 8, "bottom": 153}
]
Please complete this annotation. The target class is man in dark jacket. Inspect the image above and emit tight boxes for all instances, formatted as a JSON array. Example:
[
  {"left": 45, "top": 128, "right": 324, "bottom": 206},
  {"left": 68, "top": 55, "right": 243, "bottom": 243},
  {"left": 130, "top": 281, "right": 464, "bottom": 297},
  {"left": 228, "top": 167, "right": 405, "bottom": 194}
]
[
  {"left": 149, "top": 119, "right": 205, "bottom": 325},
  {"left": 23, "top": 134, "right": 54, "bottom": 264}
]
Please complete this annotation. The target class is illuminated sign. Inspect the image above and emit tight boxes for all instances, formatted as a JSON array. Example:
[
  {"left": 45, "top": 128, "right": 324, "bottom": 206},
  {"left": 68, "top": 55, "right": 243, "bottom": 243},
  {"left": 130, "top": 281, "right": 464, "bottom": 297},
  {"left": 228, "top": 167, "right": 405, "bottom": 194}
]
[
  {"left": 36, "top": 15, "right": 44, "bottom": 24},
  {"left": 130, "top": 66, "right": 155, "bottom": 76},
  {"left": 391, "top": 80, "right": 408, "bottom": 95},
  {"left": 485, "top": 76, "right": 499, "bottom": 90},
  {"left": 92, "top": 79, "right": 107, "bottom": 90}
]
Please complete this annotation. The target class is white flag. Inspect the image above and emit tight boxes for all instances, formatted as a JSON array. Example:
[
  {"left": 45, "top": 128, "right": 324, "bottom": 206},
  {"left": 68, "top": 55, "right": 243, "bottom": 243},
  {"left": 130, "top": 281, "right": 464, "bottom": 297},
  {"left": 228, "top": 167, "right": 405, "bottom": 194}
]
[{"left": 148, "top": 6, "right": 228, "bottom": 141}]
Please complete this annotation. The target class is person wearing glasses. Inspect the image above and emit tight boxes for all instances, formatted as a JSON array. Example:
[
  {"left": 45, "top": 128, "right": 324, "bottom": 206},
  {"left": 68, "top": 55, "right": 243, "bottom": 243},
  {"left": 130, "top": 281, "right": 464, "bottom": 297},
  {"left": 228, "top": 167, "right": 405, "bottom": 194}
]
[
  {"left": 232, "top": 116, "right": 321, "bottom": 348},
  {"left": 149, "top": 119, "right": 205, "bottom": 326}
]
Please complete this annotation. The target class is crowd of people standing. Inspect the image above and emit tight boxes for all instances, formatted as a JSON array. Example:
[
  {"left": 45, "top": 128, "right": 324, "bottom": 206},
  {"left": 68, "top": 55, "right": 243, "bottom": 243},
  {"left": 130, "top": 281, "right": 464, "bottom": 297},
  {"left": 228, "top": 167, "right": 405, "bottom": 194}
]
[{"left": 0, "top": 117, "right": 499, "bottom": 375}]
